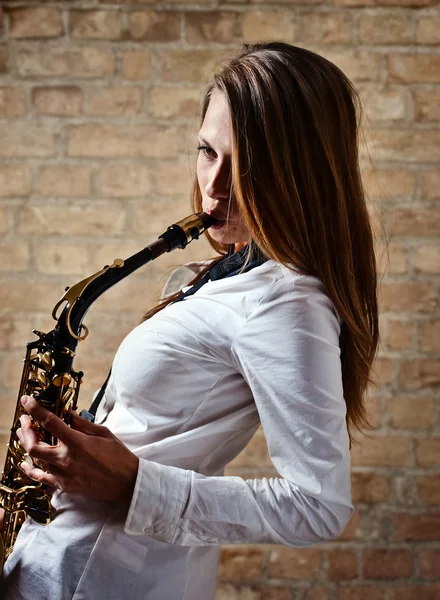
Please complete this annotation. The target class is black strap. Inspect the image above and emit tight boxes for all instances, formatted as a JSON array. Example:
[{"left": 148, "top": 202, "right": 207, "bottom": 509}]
[
  {"left": 172, "top": 243, "right": 267, "bottom": 304},
  {"left": 79, "top": 370, "right": 111, "bottom": 422},
  {"left": 81, "top": 244, "right": 267, "bottom": 422}
]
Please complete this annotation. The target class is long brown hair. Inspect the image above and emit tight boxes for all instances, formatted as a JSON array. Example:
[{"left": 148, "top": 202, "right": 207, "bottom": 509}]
[{"left": 144, "top": 42, "right": 380, "bottom": 448}]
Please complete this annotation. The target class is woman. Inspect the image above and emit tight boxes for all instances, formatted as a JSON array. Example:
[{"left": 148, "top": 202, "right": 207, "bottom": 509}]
[{"left": 1, "top": 42, "right": 379, "bottom": 599}]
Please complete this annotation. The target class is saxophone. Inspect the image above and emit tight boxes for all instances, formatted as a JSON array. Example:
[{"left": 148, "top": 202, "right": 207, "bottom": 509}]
[{"left": 0, "top": 212, "right": 213, "bottom": 570}]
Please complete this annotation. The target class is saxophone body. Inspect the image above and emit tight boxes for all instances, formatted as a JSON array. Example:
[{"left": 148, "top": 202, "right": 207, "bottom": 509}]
[{"left": 0, "top": 212, "right": 213, "bottom": 570}]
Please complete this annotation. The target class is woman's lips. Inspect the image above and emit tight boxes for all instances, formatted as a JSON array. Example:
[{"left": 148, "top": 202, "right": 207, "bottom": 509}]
[{"left": 210, "top": 218, "right": 226, "bottom": 230}]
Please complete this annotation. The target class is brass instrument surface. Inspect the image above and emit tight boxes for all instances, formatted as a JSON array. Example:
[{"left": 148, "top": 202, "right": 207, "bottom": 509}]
[{"left": 0, "top": 337, "right": 82, "bottom": 565}]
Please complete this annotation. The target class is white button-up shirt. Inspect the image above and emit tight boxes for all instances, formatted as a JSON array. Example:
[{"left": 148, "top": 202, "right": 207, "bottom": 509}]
[{"left": 1, "top": 260, "right": 354, "bottom": 600}]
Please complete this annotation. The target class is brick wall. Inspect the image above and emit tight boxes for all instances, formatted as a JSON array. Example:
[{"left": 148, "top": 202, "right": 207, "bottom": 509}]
[{"left": 0, "top": 1, "right": 439, "bottom": 598}]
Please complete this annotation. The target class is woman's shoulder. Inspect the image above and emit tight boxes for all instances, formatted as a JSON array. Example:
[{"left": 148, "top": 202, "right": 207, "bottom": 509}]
[{"left": 260, "top": 261, "right": 343, "bottom": 327}]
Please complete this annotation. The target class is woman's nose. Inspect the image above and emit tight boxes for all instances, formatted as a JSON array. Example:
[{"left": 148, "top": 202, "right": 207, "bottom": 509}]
[{"left": 205, "top": 162, "right": 231, "bottom": 200}]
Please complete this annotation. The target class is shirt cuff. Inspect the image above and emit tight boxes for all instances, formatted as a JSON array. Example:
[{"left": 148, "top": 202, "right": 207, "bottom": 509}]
[{"left": 124, "top": 458, "right": 191, "bottom": 543}]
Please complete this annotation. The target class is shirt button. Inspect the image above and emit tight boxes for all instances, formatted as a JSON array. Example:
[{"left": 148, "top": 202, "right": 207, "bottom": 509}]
[{"left": 143, "top": 527, "right": 154, "bottom": 535}]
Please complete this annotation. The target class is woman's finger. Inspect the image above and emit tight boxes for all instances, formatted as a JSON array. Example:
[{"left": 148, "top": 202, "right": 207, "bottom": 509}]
[
  {"left": 20, "top": 460, "right": 60, "bottom": 489},
  {"left": 16, "top": 423, "right": 61, "bottom": 464},
  {"left": 70, "top": 412, "right": 111, "bottom": 437},
  {"left": 20, "top": 396, "right": 78, "bottom": 445}
]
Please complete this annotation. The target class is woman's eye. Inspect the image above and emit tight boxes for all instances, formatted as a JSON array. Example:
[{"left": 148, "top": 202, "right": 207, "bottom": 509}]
[{"left": 197, "top": 145, "right": 215, "bottom": 157}]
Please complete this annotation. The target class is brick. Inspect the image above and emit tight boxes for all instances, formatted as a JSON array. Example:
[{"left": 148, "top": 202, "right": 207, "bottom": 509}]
[
  {"left": 250, "top": 0, "right": 323, "bottom": 3},
  {"left": 327, "top": 549, "right": 358, "bottom": 580},
  {"left": 218, "top": 546, "right": 263, "bottom": 582},
  {"left": 362, "top": 168, "right": 416, "bottom": 200},
  {"left": 363, "top": 548, "right": 413, "bottom": 579},
  {"left": 359, "top": 13, "right": 411, "bottom": 44},
  {"left": 419, "top": 549, "right": 440, "bottom": 579},
  {"left": 379, "top": 282, "right": 437, "bottom": 313},
  {"left": 0, "top": 46, "right": 7, "bottom": 73},
  {"left": 414, "top": 246, "right": 440, "bottom": 276},
  {"left": 17, "top": 203, "right": 126, "bottom": 237},
  {"left": 0, "top": 280, "right": 65, "bottom": 314},
  {"left": 0, "top": 395, "right": 17, "bottom": 430},
  {"left": 414, "top": 90, "right": 440, "bottom": 122},
  {"left": 70, "top": 9, "right": 123, "bottom": 40},
  {"left": 15, "top": 47, "right": 115, "bottom": 78},
  {"left": 388, "top": 397, "right": 436, "bottom": 429},
  {"left": 0, "top": 242, "right": 29, "bottom": 271},
  {"left": 370, "top": 356, "right": 393, "bottom": 388},
  {"left": 298, "top": 12, "right": 352, "bottom": 44},
  {"left": 9, "top": 7, "right": 63, "bottom": 38},
  {"left": 336, "top": 509, "right": 361, "bottom": 541},
  {"left": 338, "top": 586, "right": 388, "bottom": 600},
  {"left": 129, "top": 11, "right": 180, "bottom": 42},
  {"left": 376, "top": 243, "right": 408, "bottom": 275},
  {"left": 350, "top": 435, "right": 410, "bottom": 467},
  {"left": 259, "top": 588, "right": 290, "bottom": 600},
  {"left": 32, "top": 86, "right": 83, "bottom": 116},
  {"left": 0, "top": 207, "right": 7, "bottom": 233},
  {"left": 364, "top": 395, "right": 382, "bottom": 429},
  {"left": 122, "top": 51, "right": 151, "bottom": 81},
  {"left": 35, "top": 244, "right": 90, "bottom": 275},
  {"left": 351, "top": 471, "right": 391, "bottom": 503},
  {"left": 365, "top": 129, "right": 440, "bottom": 163},
  {"left": 388, "top": 207, "right": 440, "bottom": 237},
  {"left": 39, "top": 165, "right": 90, "bottom": 198},
  {"left": 156, "top": 163, "right": 192, "bottom": 196},
  {"left": 318, "top": 50, "right": 381, "bottom": 82},
  {"left": 388, "top": 585, "right": 440, "bottom": 600},
  {"left": 421, "top": 170, "right": 440, "bottom": 201},
  {"left": 388, "top": 54, "right": 440, "bottom": 84},
  {"left": 67, "top": 124, "right": 178, "bottom": 158},
  {"left": 242, "top": 10, "right": 294, "bottom": 43},
  {"left": 268, "top": 547, "right": 321, "bottom": 580},
  {"left": 419, "top": 320, "right": 440, "bottom": 350},
  {"left": 358, "top": 85, "right": 408, "bottom": 122},
  {"left": 394, "top": 473, "right": 418, "bottom": 510},
  {"left": 1, "top": 352, "right": 27, "bottom": 390},
  {"left": 415, "top": 16, "right": 440, "bottom": 44},
  {"left": 215, "top": 584, "right": 260, "bottom": 600},
  {"left": 304, "top": 587, "right": 329, "bottom": 600},
  {"left": 131, "top": 197, "right": 198, "bottom": 236},
  {"left": 386, "top": 319, "right": 413, "bottom": 351},
  {"left": 0, "top": 164, "right": 31, "bottom": 197},
  {"left": 417, "top": 475, "right": 440, "bottom": 505},
  {"left": 0, "top": 87, "right": 27, "bottom": 117},
  {"left": 334, "top": 0, "right": 437, "bottom": 5},
  {"left": 0, "top": 124, "right": 55, "bottom": 157},
  {"left": 148, "top": 86, "right": 200, "bottom": 119},
  {"left": 228, "top": 427, "right": 271, "bottom": 468},
  {"left": 415, "top": 438, "right": 440, "bottom": 467},
  {"left": 398, "top": 360, "right": 440, "bottom": 391},
  {"left": 98, "top": 164, "right": 151, "bottom": 198},
  {"left": 157, "top": 49, "right": 220, "bottom": 83},
  {"left": 86, "top": 87, "right": 142, "bottom": 116},
  {"left": 185, "top": 11, "right": 237, "bottom": 44}
]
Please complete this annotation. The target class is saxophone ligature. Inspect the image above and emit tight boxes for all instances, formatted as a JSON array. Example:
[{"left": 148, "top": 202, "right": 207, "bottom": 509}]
[{"left": 0, "top": 212, "right": 213, "bottom": 571}]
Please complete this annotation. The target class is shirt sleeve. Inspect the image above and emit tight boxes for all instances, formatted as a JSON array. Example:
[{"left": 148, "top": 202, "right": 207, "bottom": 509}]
[{"left": 124, "top": 274, "right": 354, "bottom": 547}]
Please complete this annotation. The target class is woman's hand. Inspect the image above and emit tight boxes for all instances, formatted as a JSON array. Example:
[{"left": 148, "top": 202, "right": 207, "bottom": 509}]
[{"left": 16, "top": 395, "right": 139, "bottom": 509}]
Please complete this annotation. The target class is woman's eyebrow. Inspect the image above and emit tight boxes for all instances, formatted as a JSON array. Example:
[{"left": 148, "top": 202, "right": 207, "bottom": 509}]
[{"left": 197, "top": 135, "right": 211, "bottom": 146}]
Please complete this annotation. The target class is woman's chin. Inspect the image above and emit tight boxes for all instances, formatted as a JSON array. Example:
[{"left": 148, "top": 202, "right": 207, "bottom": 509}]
[{"left": 208, "top": 223, "right": 249, "bottom": 246}]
